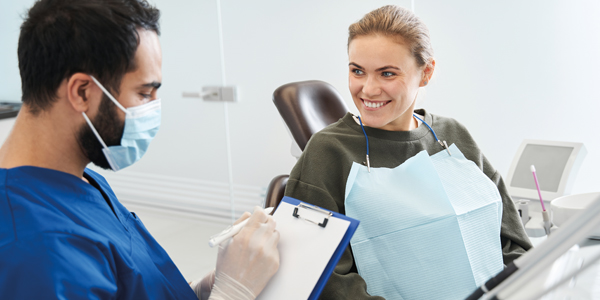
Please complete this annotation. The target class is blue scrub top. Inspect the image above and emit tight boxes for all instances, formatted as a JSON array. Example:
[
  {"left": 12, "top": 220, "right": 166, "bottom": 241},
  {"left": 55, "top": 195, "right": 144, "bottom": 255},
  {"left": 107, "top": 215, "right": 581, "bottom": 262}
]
[{"left": 0, "top": 166, "right": 198, "bottom": 300}]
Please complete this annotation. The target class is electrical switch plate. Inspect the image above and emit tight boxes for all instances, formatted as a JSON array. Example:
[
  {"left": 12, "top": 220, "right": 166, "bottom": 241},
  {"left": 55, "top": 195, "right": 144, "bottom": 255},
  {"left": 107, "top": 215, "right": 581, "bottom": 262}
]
[
  {"left": 181, "top": 86, "right": 238, "bottom": 102},
  {"left": 202, "top": 86, "right": 237, "bottom": 102}
]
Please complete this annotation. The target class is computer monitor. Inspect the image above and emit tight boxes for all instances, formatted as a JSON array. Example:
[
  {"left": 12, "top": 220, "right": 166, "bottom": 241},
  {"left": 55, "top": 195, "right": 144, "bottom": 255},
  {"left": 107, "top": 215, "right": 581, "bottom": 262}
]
[{"left": 506, "top": 140, "right": 587, "bottom": 202}]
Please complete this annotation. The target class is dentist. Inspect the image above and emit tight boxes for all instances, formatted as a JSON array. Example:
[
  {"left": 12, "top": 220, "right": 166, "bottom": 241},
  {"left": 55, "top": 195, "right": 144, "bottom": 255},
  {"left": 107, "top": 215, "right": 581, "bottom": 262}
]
[{"left": 0, "top": 0, "right": 279, "bottom": 299}]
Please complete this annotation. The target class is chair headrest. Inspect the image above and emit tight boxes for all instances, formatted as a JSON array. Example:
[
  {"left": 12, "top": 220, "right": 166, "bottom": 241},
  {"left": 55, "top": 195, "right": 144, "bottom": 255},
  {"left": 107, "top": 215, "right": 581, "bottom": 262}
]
[{"left": 273, "top": 80, "right": 349, "bottom": 150}]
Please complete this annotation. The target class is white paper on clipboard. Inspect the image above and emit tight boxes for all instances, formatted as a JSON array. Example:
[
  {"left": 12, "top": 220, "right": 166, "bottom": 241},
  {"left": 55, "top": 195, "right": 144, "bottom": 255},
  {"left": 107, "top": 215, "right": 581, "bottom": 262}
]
[{"left": 256, "top": 200, "right": 351, "bottom": 300}]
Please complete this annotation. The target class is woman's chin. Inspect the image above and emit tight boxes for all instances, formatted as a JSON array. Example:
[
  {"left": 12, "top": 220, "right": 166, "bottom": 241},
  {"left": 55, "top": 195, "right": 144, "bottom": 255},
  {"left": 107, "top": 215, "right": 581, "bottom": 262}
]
[{"left": 359, "top": 115, "right": 387, "bottom": 129}]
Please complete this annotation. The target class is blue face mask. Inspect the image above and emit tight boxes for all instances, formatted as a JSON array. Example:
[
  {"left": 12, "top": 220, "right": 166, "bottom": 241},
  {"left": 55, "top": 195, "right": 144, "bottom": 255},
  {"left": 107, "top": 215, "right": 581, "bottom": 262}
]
[{"left": 82, "top": 76, "right": 161, "bottom": 171}]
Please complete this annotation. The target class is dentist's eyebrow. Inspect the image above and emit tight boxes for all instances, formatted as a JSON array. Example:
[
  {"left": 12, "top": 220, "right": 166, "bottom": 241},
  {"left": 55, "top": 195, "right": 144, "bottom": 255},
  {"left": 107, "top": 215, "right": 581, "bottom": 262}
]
[
  {"left": 141, "top": 82, "right": 161, "bottom": 89},
  {"left": 375, "top": 65, "right": 401, "bottom": 72}
]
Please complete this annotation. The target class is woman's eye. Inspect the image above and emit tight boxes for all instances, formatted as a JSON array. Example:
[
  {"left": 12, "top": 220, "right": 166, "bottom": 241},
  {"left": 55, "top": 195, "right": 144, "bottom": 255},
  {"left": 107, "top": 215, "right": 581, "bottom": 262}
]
[
  {"left": 352, "top": 69, "right": 364, "bottom": 75},
  {"left": 382, "top": 71, "right": 395, "bottom": 77}
]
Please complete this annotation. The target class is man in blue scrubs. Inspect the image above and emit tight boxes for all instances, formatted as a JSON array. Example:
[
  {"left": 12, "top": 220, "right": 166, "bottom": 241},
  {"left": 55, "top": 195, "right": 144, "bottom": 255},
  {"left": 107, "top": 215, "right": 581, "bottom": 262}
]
[{"left": 0, "top": 0, "right": 279, "bottom": 299}]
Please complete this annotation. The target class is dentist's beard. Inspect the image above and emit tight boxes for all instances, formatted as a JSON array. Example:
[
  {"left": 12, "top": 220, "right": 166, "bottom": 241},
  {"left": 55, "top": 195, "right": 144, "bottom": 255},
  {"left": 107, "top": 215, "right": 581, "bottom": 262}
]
[{"left": 77, "top": 94, "right": 125, "bottom": 170}]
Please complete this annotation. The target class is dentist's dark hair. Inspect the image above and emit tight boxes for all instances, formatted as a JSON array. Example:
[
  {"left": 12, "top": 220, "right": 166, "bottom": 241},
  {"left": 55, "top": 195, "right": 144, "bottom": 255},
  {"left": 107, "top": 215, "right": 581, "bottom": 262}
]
[{"left": 18, "top": 0, "right": 160, "bottom": 115}]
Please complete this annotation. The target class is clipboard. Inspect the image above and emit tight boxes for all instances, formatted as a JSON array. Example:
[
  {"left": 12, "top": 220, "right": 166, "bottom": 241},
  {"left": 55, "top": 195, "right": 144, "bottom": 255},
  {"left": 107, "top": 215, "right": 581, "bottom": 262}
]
[{"left": 257, "top": 196, "right": 360, "bottom": 300}]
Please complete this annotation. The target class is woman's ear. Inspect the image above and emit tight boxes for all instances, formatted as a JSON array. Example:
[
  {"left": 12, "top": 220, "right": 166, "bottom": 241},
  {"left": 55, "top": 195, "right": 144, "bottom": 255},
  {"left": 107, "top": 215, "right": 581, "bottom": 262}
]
[
  {"left": 420, "top": 59, "right": 436, "bottom": 87},
  {"left": 66, "top": 73, "right": 100, "bottom": 113}
]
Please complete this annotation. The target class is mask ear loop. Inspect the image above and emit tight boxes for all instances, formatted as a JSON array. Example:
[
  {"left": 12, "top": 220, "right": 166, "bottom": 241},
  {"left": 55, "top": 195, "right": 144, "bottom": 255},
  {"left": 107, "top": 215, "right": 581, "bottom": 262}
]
[
  {"left": 89, "top": 75, "right": 130, "bottom": 116},
  {"left": 82, "top": 112, "right": 109, "bottom": 150},
  {"left": 81, "top": 112, "right": 120, "bottom": 171}
]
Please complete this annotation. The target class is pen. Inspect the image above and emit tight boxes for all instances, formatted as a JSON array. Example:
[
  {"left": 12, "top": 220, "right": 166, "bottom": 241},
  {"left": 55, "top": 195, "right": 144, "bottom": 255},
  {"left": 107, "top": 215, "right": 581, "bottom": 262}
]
[{"left": 208, "top": 207, "right": 275, "bottom": 248}]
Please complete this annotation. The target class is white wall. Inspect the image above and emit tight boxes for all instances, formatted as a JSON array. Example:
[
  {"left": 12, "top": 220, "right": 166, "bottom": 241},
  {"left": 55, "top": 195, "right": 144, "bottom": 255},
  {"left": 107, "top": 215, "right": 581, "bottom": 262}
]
[
  {"left": 1, "top": 0, "right": 598, "bottom": 223},
  {"left": 417, "top": 0, "right": 600, "bottom": 194},
  {"left": 0, "top": 0, "right": 36, "bottom": 102}
]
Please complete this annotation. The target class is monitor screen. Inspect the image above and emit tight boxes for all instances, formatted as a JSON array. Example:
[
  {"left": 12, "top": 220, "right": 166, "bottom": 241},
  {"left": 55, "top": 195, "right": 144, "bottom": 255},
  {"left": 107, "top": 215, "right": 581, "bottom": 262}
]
[{"left": 510, "top": 144, "right": 574, "bottom": 193}]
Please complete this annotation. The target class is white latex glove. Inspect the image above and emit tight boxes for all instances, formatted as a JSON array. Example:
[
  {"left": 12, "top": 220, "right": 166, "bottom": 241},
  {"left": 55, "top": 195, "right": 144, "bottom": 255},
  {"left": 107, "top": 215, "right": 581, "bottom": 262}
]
[
  {"left": 191, "top": 207, "right": 280, "bottom": 300},
  {"left": 190, "top": 269, "right": 215, "bottom": 300}
]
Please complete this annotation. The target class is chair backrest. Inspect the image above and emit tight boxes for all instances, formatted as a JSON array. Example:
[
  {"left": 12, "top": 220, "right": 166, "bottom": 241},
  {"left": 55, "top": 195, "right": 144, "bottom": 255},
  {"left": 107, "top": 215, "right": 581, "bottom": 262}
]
[
  {"left": 272, "top": 80, "right": 349, "bottom": 151},
  {"left": 267, "top": 81, "right": 348, "bottom": 210},
  {"left": 264, "top": 175, "right": 289, "bottom": 210}
]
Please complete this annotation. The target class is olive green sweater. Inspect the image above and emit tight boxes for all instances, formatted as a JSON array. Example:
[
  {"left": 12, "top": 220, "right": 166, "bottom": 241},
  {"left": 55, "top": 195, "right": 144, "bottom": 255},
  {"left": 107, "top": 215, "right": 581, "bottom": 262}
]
[{"left": 284, "top": 110, "right": 532, "bottom": 300}]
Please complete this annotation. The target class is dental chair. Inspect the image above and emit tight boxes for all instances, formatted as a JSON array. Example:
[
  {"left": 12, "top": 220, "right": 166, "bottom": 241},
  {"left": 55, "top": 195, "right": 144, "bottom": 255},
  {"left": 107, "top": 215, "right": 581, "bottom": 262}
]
[{"left": 264, "top": 80, "right": 349, "bottom": 209}]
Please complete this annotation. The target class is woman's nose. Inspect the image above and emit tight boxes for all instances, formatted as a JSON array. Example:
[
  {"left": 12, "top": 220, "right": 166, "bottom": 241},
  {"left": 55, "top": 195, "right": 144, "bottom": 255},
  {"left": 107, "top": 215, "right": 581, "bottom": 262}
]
[{"left": 362, "top": 76, "right": 382, "bottom": 97}]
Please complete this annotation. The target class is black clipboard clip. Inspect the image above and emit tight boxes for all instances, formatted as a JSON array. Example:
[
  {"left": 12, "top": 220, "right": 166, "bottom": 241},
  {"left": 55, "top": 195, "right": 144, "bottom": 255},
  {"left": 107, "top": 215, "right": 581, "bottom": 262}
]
[{"left": 292, "top": 203, "right": 333, "bottom": 228}]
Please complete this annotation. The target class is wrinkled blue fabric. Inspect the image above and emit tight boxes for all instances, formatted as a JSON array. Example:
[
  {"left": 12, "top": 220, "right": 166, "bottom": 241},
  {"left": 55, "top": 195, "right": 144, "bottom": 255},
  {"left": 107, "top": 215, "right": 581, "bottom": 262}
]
[
  {"left": 0, "top": 166, "right": 197, "bottom": 300},
  {"left": 345, "top": 144, "right": 504, "bottom": 300}
]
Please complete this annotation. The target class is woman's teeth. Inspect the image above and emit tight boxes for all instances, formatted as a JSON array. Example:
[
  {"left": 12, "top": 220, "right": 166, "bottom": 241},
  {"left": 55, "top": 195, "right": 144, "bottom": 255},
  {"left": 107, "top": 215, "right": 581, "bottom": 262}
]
[{"left": 365, "top": 100, "right": 386, "bottom": 108}]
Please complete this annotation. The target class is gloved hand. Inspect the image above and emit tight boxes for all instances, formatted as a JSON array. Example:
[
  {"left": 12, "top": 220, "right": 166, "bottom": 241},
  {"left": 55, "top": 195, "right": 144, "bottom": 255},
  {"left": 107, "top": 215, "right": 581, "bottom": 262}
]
[
  {"left": 192, "top": 207, "right": 280, "bottom": 300},
  {"left": 190, "top": 269, "right": 215, "bottom": 300}
]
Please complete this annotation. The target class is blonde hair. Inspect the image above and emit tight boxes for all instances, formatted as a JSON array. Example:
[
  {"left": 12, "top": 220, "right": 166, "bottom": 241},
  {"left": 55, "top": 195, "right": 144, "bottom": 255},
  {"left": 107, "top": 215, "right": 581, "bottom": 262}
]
[{"left": 348, "top": 5, "right": 433, "bottom": 67}]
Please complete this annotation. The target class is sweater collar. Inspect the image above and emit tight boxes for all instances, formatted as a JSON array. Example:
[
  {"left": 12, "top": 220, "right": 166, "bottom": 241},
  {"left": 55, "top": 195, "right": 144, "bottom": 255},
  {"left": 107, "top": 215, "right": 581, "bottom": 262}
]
[{"left": 342, "top": 108, "right": 434, "bottom": 142}]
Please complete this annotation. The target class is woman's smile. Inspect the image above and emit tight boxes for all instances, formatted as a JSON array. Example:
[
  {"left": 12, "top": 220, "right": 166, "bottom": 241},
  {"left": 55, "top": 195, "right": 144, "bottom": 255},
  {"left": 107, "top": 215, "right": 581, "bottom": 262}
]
[{"left": 361, "top": 98, "right": 392, "bottom": 110}]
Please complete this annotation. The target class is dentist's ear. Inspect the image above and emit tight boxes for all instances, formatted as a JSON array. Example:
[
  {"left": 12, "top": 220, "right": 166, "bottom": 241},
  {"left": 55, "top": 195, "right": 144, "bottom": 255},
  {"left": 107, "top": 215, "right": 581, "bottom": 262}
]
[
  {"left": 66, "top": 73, "right": 101, "bottom": 113},
  {"left": 420, "top": 59, "right": 436, "bottom": 87}
]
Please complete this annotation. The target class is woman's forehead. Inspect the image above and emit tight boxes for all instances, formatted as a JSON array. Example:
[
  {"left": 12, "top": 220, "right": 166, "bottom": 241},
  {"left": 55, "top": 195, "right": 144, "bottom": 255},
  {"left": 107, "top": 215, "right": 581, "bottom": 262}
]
[{"left": 348, "top": 35, "right": 417, "bottom": 69}]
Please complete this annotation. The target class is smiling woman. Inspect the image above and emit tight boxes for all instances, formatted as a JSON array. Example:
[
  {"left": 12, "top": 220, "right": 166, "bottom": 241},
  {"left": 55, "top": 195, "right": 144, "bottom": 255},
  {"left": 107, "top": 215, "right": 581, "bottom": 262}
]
[
  {"left": 348, "top": 34, "right": 432, "bottom": 131},
  {"left": 347, "top": 5, "right": 434, "bottom": 131},
  {"left": 284, "top": 5, "right": 533, "bottom": 300}
]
